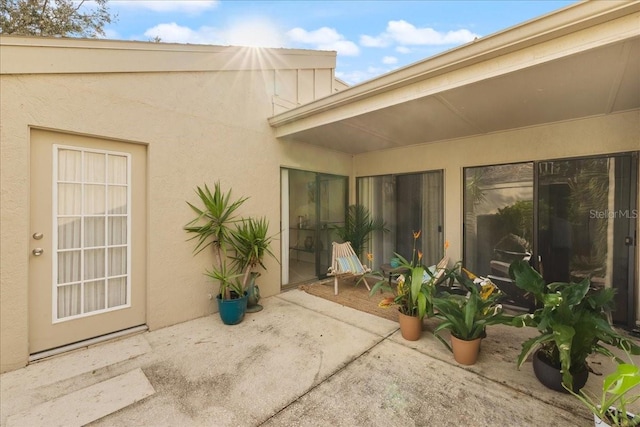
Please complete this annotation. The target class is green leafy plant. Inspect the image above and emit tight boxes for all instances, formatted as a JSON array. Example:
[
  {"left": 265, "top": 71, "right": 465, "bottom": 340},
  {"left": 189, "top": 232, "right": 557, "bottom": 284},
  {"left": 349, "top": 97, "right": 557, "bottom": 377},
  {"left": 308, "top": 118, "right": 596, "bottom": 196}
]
[
  {"left": 1, "top": 0, "right": 115, "bottom": 37},
  {"left": 567, "top": 353, "right": 640, "bottom": 426},
  {"left": 185, "top": 182, "right": 246, "bottom": 261},
  {"left": 509, "top": 259, "right": 640, "bottom": 390},
  {"left": 433, "top": 270, "right": 513, "bottom": 351},
  {"left": 331, "top": 204, "right": 387, "bottom": 258},
  {"left": 370, "top": 231, "right": 452, "bottom": 318},
  {"left": 204, "top": 260, "right": 243, "bottom": 300},
  {"left": 185, "top": 182, "right": 275, "bottom": 301},
  {"left": 231, "top": 216, "right": 277, "bottom": 291}
]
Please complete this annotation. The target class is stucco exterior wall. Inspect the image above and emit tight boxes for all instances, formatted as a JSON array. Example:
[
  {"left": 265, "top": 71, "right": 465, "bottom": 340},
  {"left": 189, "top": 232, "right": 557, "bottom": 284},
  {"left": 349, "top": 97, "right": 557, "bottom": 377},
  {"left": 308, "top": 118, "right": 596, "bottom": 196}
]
[
  {"left": 354, "top": 110, "right": 640, "bottom": 320},
  {"left": 0, "top": 39, "right": 352, "bottom": 372}
]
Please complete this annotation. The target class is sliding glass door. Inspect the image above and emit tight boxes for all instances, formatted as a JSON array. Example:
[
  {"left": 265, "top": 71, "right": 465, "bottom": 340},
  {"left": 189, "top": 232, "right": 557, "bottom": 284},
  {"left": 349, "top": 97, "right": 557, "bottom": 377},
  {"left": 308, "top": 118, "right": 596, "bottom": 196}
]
[
  {"left": 463, "top": 163, "right": 535, "bottom": 309},
  {"left": 537, "top": 155, "right": 637, "bottom": 324},
  {"left": 281, "top": 169, "right": 347, "bottom": 286},
  {"left": 357, "top": 171, "right": 444, "bottom": 270},
  {"left": 464, "top": 153, "right": 637, "bottom": 327}
]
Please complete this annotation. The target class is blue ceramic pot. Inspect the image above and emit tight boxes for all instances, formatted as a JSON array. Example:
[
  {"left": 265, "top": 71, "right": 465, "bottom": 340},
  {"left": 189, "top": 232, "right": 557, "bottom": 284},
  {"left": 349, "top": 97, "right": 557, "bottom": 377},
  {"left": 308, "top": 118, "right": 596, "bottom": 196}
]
[{"left": 216, "top": 292, "right": 248, "bottom": 325}]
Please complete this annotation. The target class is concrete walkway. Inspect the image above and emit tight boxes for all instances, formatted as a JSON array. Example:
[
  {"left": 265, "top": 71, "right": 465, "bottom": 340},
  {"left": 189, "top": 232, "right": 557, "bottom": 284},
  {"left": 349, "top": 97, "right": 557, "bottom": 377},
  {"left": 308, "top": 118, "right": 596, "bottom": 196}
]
[{"left": 1, "top": 289, "right": 630, "bottom": 426}]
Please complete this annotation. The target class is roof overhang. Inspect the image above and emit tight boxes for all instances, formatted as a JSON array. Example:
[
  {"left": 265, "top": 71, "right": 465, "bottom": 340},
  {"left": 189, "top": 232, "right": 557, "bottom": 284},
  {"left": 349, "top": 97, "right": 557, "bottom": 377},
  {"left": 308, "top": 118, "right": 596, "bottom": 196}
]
[{"left": 269, "top": 1, "right": 640, "bottom": 154}]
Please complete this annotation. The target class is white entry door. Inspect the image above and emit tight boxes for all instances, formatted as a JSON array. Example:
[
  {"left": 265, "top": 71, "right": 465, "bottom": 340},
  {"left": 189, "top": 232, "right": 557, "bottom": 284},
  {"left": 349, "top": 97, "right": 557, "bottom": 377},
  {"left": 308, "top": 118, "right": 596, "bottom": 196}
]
[{"left": 29, "top": 129, "right": 147, "bottom": 354}]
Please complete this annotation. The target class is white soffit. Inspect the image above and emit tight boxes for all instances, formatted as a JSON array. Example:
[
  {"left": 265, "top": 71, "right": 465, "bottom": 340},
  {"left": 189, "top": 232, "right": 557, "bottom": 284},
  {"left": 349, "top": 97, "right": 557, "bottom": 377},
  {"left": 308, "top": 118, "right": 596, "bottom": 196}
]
[{"left": 269, "top": 1, "right": 640, "bottom": 154}]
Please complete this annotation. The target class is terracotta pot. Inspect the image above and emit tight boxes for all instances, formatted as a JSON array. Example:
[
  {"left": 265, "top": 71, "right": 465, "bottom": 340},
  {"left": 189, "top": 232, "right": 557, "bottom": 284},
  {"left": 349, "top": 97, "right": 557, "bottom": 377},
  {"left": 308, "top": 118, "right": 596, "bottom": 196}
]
[
  {"left": 450, "top": 335, "right": 482, "bottom": 365},
  {"left": 532, "top": 349, "right": 588, "bottom": 393},
  {"left": 398, "top": 311, "right": 422, "bottom": 341}
]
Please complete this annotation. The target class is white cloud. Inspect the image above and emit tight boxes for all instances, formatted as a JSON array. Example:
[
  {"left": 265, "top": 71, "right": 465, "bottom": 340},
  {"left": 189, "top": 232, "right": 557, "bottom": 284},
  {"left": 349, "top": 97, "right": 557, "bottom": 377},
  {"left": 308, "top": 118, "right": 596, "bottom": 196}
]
[
  {"left": 144, "top": 23, "right": 213, "bottom": 44},
  {"left": 386, "top": 20, "right": 478, "bottom": 45},
  {"left": 102, "top": 28, "right": 120, "bottom": 40},
  {"left": 145, "top": 20, "right": 365, "bottom": 51},
  {"left": 336, "top": 65, "right": 395, "bottom": 85},
  {"left": 335, "top": 70, "right": 372, "bottom": 85},
  {"left": 220, "top": 18, "right": 285, "bottom": 47},
  {"left": 288, "top": 27, "right": 340, "bottom": 44},
  {"left": 288, "top": 27, "right": 359, "bottom": 56},
  {"left": 361, "top": 20, "right": 479, "bottom": 48},
  {"left": 396, "top": 46, "right": 411, "bottom": 54},
  {"left": 142, "top": 18, "right": 285, "bottom": 47},
  {"left": 320, "top": 40, "right": 359, "bottom": 56},
  {"left": 382, "top": 56, "right": 398, "bottom": 65},
  {"left": 118, "top": 1, "right": 219, "bottom": 13},
  {"left": 360, "top": 34, "right": 388, "bottom": 48}
]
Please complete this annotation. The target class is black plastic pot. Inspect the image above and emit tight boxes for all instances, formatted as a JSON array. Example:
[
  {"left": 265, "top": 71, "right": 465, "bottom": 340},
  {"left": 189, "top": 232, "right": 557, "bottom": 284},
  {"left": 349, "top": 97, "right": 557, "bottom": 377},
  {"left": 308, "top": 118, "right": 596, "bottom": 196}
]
[{"left": 532, "top": 349, "right": 589, "bottom": 393}]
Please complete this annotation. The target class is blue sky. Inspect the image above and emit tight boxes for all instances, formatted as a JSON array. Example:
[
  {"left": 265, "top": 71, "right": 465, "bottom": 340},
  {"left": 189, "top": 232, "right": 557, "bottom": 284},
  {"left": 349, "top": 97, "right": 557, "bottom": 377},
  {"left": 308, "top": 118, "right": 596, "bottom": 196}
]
[{"left": 104, "top": 1, "right": 577, "bottom": 84}]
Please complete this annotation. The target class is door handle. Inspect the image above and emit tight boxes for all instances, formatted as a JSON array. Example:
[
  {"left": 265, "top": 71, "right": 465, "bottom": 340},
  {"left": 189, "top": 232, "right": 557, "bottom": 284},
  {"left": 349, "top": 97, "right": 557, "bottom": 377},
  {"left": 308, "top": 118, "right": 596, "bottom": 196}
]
[{"left": 32, "top": 248, "right": 44, "bottom": 256}]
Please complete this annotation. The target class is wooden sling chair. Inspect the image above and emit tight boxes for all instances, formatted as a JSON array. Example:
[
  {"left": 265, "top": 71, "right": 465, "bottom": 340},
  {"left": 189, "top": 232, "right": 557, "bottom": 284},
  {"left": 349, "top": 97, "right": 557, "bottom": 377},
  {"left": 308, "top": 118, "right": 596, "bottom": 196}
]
[
  {"left": 430, "top": 256, "right": 450, "bottom": 284},
  {"left": 327, "top": 241, "right": 372, "bottom": 296}
]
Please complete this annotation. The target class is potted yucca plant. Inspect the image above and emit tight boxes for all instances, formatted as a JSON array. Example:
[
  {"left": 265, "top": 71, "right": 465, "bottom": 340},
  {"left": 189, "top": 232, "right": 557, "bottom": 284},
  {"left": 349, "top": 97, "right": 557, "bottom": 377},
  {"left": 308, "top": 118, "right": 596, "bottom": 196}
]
[
  {"left": 185, "top": 182, "right": 275, "bottom": 325},
  {"left": 230, "top": 216, "right": 277, "bottom": 312}
]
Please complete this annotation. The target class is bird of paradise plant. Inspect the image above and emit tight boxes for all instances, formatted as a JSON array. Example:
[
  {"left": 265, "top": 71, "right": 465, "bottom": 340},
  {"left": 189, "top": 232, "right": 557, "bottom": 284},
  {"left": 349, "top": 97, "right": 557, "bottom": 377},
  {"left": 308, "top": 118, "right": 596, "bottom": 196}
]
[
  {"left": 433, "top": 269, "right": 513, "bottom": 351},
  {"left": 370, "top": 231, "right": 452, "bottom": 318}
]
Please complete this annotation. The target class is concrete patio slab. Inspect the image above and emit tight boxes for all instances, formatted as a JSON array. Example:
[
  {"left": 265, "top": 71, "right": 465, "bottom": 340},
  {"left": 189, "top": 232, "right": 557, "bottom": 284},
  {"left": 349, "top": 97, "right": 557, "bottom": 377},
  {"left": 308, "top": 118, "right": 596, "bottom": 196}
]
[
  {"left": 277, "top": 287, "right": 398, "bottom": 337},
  {"left": 263, "top": 339, "right": 581, "bottom": 426},
  {"left": 1, "top": 334, "right": 151, "bottom": 391},
  {"left": 1, "top": 289, "right": 635, "bottom": 426},
  {"left": 5, "top": 368, "right": 155, "bottom": 427}
]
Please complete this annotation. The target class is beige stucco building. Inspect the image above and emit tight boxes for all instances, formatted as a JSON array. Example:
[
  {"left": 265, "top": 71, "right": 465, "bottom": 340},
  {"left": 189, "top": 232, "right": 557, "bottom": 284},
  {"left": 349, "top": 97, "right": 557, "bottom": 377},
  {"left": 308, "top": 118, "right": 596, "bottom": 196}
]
[{"left": 1, "top": 0, "right": 639, "bottom": 373}]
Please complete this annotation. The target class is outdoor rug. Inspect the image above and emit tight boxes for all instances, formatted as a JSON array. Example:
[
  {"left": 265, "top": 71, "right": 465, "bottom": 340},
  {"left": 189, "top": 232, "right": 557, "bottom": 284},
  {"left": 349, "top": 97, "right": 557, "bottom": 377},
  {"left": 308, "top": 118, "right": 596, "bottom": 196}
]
[{"left": 299, "top": 278, "right": 399, "bottom": 322}]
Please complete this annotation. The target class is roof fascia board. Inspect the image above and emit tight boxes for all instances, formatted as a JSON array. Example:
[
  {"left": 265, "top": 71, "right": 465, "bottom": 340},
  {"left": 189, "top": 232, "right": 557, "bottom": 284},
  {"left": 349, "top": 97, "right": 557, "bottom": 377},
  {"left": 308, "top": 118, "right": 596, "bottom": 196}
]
[
  {"left": 0, "top": 36, "right": 336, "bottom": 74},
  {"left": 269, "top": 0, "right": 640, "bottom": 128}
]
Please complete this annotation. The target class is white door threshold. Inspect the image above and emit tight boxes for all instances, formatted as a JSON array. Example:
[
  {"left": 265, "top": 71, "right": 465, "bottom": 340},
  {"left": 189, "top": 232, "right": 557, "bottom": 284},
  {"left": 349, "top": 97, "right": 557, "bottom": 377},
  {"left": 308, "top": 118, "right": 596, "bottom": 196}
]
[{"left": 29, "top": 325, "right": 148, "bottom": 363}]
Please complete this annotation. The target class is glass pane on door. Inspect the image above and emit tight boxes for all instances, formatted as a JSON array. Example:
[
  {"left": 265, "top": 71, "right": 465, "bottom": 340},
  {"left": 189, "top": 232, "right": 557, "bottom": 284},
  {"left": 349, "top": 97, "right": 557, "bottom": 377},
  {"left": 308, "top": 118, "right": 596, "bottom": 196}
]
[
  {"left": 538, "top": 155, "right": 636, "bottom": 324},
  {"left": 317, "top": 175, "right": 347, "bottom": 276},
  {"left": 285, "top": 170, "right": 347, "bottom": 284},
  {"left": 395, "top": 174, "right": 423, "bottom": 260},
  {"left": 463, "top": 163, "right": 534, "bottom": 310},
  {"left": 358, "top": 171, "right": 444, "bottom": 270},
  {"left": 55, "top": 146, "right": 131, "bottom": 321},
  {"left": 288, "top": 170, "right": 317, "bottom": 283}
]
